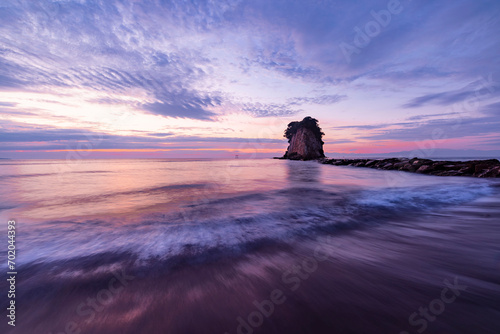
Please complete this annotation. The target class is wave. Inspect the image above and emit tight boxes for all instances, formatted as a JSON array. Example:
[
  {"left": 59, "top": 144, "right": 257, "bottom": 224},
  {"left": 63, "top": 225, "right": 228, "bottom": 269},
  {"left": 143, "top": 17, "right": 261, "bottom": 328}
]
[
  {"left": 0, "top": 170, "right": 113, "bottom": 179},
  {"left": 183, "top": 192, "right": 269, "bottom": 207},
  {"left": 4, "top": 181, "right": 495, "bottom": 275},
  {"left": 355, "top": 183, "right": 493, "bottom": 210},
  {"left": 52, "top": 183, "right": 212, "bottom": 206},
  {"left": 0, "top": 205, "right": 15, "bottom": 211},
  {"left": 0, "top": 172, "right": 56, "bottom": 179}
]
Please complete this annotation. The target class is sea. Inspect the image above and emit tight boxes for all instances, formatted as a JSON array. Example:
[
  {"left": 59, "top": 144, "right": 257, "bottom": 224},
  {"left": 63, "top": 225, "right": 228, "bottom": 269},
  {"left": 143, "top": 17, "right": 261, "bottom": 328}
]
[{"left": 0, "top": 158, "right": 499, "bottom": 334}]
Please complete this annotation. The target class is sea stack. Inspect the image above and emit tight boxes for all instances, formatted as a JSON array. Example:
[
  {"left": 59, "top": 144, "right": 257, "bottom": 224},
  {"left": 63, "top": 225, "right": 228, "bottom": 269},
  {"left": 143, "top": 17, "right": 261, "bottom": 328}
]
[{"left": 282, "top": 116, "right": 325, "bottom": 160}]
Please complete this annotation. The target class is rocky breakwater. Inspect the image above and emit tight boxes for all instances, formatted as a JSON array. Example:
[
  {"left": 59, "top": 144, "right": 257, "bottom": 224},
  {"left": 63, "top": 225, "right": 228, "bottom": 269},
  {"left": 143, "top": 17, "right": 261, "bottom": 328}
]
[
  {"left": 320, "top": 157, "right": 500, "bottom": 178},
  {"left": 280, "top": 116, "right": 325, "bottom": 160}
]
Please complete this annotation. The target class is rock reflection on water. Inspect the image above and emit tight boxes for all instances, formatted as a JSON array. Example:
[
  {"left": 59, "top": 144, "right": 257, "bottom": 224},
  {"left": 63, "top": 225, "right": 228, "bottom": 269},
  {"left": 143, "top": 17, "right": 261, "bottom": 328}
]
[{"left": 286, "top": 160, "right": 321, "bottom": 184}]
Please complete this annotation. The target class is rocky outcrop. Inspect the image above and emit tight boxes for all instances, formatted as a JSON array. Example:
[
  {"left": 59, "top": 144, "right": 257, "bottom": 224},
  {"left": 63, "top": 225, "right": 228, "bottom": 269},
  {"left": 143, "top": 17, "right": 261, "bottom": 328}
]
[
  {"left": 284, "top": 127, "right": 325, "bottom": 160},
  {"left": 320, "top": 157, "right": 500, "bottom": 178},
  {"left": 281, "top": 117, "right": 325, "bottom": 160}
]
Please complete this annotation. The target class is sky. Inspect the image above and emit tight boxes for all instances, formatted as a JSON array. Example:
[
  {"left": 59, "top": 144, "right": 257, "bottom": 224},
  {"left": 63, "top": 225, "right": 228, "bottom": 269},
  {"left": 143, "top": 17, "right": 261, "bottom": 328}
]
[{"left": 0, "top": 0, "right": 499, "bottom": 159}]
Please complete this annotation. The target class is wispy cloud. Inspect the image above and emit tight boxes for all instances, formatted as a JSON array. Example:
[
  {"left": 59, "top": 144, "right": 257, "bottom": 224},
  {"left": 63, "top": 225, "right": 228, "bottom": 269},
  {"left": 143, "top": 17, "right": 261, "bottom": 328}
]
[
  {"left": 239, "top": 93, "right": 347, "bottom": 117},
  {"left": 241, "top": 103, "right": 299, "bottom": 118},
  {"left": 356, "top": 116, "right": 500, "bottom": 142},
  {"left": 406, "top": 112, "right": 459, "bottom": 121},
  {"left": 142, "top": 94, "right": 221, "bottom": 120},
  {"left": 287, "top": 94, "right": 347, "bottom": 106},
  {"left": 0, "top": 126, "right": 285, "bottom": 154},
  {"left": 403, "top": 89, "right": 478, "bottom": 108}
]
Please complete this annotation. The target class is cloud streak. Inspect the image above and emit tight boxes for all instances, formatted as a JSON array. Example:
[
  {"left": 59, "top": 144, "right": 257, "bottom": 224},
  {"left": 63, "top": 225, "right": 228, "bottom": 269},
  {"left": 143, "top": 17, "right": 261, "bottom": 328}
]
[{"left": 0, "top": 126, "right": 286, "bottom": 155}]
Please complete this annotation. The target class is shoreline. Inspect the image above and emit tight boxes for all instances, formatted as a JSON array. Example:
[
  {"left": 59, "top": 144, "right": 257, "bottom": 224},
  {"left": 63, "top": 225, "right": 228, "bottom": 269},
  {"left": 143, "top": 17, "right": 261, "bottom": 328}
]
[{"left": 317, "top": 157, "right": 500, "bottom": 178}]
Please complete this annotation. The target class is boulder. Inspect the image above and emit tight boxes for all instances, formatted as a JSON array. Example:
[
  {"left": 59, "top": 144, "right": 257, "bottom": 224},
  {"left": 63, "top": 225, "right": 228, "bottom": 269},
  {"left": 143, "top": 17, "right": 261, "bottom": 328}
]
[
  {"left": 416, "top": 165, "right": 431, "bottom": 173},
  {"left": 282, "top": 117, "right": 325, "bottom": 160}
]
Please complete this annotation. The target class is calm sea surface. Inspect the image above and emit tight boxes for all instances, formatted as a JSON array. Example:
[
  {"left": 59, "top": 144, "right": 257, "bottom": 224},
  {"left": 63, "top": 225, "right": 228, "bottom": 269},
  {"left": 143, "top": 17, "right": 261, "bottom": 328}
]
[{"left": 0, "top": 159, "right": 499, "bottom": 334}]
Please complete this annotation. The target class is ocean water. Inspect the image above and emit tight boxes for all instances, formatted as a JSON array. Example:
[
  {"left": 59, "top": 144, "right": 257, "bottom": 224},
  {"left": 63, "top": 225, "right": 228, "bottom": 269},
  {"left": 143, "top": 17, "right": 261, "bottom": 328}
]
[{"left": 0, "top": 158, "right": 499, "bottom": 334}]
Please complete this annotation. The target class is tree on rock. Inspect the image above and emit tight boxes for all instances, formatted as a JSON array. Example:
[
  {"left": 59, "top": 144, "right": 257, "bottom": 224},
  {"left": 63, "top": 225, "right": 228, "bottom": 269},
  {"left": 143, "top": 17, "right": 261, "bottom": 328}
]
[{"left": 284, "top": 116, "right": 324, "bottom": 144}]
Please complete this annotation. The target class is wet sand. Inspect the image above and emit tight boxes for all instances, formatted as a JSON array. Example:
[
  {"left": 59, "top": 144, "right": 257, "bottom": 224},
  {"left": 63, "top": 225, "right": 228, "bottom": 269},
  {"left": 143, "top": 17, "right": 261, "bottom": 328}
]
[{"left": 4, "top": 194, "right": 500, "bottom": 334}]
